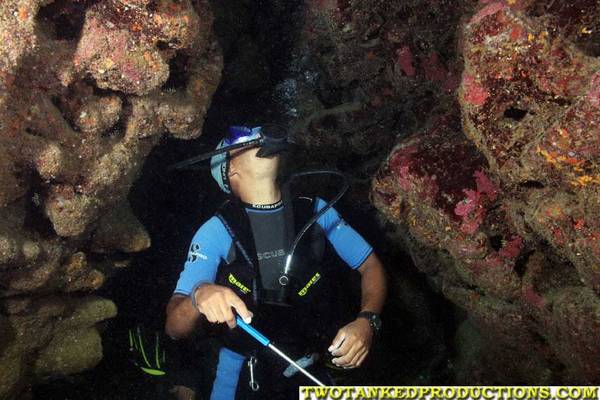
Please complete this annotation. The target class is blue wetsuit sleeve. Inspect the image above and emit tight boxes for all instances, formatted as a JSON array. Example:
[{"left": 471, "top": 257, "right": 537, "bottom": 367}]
[
  {"left": 174, "top": 216, "right": 233, "bottom": 295},
  {"left": 210, "top": 348, "right": 245, "bottom": 400},
  {"left": 315, "top": 198, "right": 373, "bottom": 269}
]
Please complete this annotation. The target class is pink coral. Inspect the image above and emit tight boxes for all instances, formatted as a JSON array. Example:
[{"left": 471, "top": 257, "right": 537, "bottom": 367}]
[
  {"left": 523, "top": 286, "right": 545, "bottom": 308},
  {"left": 454, "top": 170, "right": 498, "bottom": 234},
  {"left": 474, "top": 170, "right": 498, "bottom": 201},
  {"left": 455, "top": 189, "right": 480, "bottom": 217},
  {"left": 462, "top": 73, "right": 489, "bottom": 106},
  {"left": 588, "top": 73, "right": 600, "bottom": 109},
  {"left": 470, "top": 2, "right": 507, "bottom": 25},
  {"left": 499, "top": 236, "right": 523, "bottom": 259},
  {"left": 396, "top": 46, "right": 416, "bottom": 77}
]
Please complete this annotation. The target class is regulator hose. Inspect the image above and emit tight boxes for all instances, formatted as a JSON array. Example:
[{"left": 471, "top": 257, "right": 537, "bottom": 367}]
[{"left": 279, "top": 170, "right": 349, "bottom": 285}]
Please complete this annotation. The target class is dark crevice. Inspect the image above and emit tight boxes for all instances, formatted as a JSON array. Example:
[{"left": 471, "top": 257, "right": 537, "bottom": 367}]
[
  {"left": 503, "top": 107, "right": 528, "bottom": 121},
  {"left": 36, "top": 0, "right": 96, "bottom": 41},
  {"left": 514, "top": 250, "right": 534, "bottom": 278},
  {"left": 24, "top": 127, "right": 43, "bottom": 137},
  {"left": 519, "top": 180, "right": 545, "bottom": 189},
  {"left": 147, "top": 0, "right": 159, "bottom": 13},
  {"left": 23, "top": 178, "right": 55, "bottom": 239},
  {"left": 101, "top": 98, "right": 130, "bottom": 139},
  {"left": 156, "top": 41, "right": 170, "bottom": 51},
  {"left": 489, "top": 235, "right": 503, "bottom": 252},
  {"left": 161, "top": 53, "right": 190, "bottom": 91}
]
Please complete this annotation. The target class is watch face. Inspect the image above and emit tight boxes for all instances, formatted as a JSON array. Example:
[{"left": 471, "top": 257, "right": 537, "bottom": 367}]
[{"left": 371, "top": 315, "right": 382, "bottom": 331}]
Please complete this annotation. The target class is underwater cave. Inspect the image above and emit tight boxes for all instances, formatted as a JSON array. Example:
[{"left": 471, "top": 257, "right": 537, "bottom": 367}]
[{"left": 0, "top": 0, "right": 599, "bottom": 399}]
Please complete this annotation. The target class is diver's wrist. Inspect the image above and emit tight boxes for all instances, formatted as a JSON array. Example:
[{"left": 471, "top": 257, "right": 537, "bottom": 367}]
[
  {"left": 190, "top": 281, "right": 210, "bottom": 312},
  {"left": 356, "top": 311, "right": 382, "bottom": 335}
]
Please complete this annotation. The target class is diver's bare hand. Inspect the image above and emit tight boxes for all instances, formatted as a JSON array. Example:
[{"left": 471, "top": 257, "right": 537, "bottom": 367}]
[
  {"left": 328, "top": 318, "right": 372, "bottom": 368},
  {"left": 193, "top": 284, "right": 253, "bottom": 329}
]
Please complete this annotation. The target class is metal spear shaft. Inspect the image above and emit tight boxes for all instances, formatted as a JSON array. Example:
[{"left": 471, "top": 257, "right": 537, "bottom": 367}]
[{"left": 235, "top": 316, "right": 326, "bottom": 387}]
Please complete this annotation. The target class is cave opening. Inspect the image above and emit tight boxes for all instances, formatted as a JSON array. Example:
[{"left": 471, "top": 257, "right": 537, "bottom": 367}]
[{"left": 29, "top": 0, "right": 460, "bottom": 398}]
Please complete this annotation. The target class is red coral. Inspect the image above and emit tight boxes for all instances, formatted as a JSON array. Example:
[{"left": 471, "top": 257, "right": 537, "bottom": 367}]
[
  {"left": 470, "top": 2, "right": 506, "bottom": 25},
  {"left": 510, "top": 24, "right": 525, "bottom": 41},
  {"left": 523, "top": 286, "right": 545, "bottom": 308},
  {"left": 454, "top": 170, "right": 498, "bottom": 234},
  {"left": 389, "top": 145, "right": 419, "bottom": 192},
  {"left": 499, "top": 235, "right": 523, "bottom": 259},
  {"left": 462, "top": 73, "right": 489, "bottom": 106},
  {"left": 455, "top": 189, "right": 486, "bottom": 234},
  {"left": 552, "top": 227, "right": 566, "bottom": 245},
  {"left": 396, "top": 46, "right": 415, "bottom": 77},
  {"left": 587, "top": 73, "right": 600, "bottom": 109},
  {"left": 474, "top": 170, "right": 498, "bottom": 201},
  {"left": 455, "top": 189, "right": 480, "bottom": 217}
]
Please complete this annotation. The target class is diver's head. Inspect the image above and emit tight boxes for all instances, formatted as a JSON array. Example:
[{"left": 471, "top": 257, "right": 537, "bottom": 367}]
[
  {"left": 228, "top": 147, "right": 280, "bottom": 196},
  {"left": 210, "top": 125, "right": 288, "bottom": 195}
]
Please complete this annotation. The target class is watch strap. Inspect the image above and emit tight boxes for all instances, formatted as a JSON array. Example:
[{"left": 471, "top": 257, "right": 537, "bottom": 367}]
[{"left": 357, "top": 311, "right": 381, "bottom": 332}]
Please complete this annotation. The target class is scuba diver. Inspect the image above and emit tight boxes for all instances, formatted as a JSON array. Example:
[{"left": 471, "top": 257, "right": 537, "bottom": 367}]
[{"left": 165, "top": 125, "right": 387, "bottom": 399}]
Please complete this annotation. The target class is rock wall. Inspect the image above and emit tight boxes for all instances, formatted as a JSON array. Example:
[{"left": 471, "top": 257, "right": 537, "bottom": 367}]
[
  {"left": 372, "top": 1, "right": 600, "bottom": 384},
  {"left": 0, "top": 0, "right": 222, "bottom": 397}
]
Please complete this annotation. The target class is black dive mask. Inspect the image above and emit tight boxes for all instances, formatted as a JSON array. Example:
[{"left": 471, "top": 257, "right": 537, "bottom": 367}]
[{"left": 168, "top": 124, "right": 290, "bottom": 171}]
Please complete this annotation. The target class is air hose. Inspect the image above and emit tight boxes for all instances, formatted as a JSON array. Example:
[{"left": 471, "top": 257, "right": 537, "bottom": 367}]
[{"left": 279, "top": 170, "right": 349, "bottom": 285}]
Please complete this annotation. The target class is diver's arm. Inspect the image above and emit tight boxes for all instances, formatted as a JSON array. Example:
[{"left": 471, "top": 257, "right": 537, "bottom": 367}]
[
  {"left": 166, "top": 284, "right": 253, "bottom": 339},
  {"left": 165, "top": 294, "right": 201, "bottom": 339},
  {"left": 357, "top": 252, "right": 387, "bottom": 314},
  {"left": 167, "top": 216, "right": 238, "bottom": 339},
  {"left": 329, "top": 252, "right": 387, "bottom": 368}
]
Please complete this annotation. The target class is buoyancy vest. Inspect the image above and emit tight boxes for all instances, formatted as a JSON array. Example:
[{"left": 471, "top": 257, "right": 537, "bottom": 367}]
[{"left": 213, "top": 192, "right": 344, "bottom": 356}]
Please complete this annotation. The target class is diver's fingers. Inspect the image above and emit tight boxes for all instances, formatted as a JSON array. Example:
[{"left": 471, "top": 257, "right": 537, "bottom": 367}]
[
  {"left": 203, "top": 307, "right": 218, "bottom": 324},
  {"left": 211, "top": 300, "right": 227, "bottom": 324},
  {"left": 332, "top": 332, "right": 354, "bottom": 357},
  {"left": 356, "top": 349, "right": 369, "bottom": 367},
  {"left": 349, "top": 347, "right": 367, "bottom": 368},
  {"left": 333, "top": 342, "right": 359, "bottom": 367},
  {"left": 219, "top": 301, "right": 236, "bottom": 329},
  {"left": 328, "top": 331, "right": 346, "bottom": 354},
  {"left": 227, "top": 294, "right": 253, "bottom": 323}
]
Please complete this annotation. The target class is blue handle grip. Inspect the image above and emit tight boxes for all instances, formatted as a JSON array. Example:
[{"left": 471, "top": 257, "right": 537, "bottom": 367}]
[{"left": 235, "top": 316, "right": 270, "bottom": 346}]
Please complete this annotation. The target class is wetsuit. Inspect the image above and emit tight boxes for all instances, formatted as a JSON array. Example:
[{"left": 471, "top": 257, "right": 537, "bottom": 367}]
[{"left": 173, "top": 198, "right": 372, "bottom": 399}]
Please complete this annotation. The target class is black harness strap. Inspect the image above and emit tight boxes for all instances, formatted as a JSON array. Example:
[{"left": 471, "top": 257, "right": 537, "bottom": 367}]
[
  {"left": 216, "top": 199, "right": 261, "bottom": 304},
  {"left": 216, "top": 213, "right": 254, "bottom": 269}
]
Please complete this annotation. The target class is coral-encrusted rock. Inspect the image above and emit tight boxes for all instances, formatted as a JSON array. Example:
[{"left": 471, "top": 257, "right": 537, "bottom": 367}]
[
  {"left": 0, "top": 0, "right": 222, "bottom": 397},
  {"left": 460, "top": 2, "right": 600, "bottom": 187},
  {"left": 91, "top": 201, "right": 151, "bottom": 253},
  {"left": 373, "top": 113, "right": 523, "bottom": 300},
  {"left": 0, "top": 296, "right": 116, "bottom": 398},
  {"left": 459, "top": 2, "right": 600, "bottom": 294},
  {"left": 75, "top": 0, "right": 202, "bottom": 95},
  {"left": 33, "top": 328, "right": 104, "bottom": 377},
  {"left": 519, "top": 189, "right": 600, "bottom": 293},
  {"left": 372, "top": 108, "right": 600, "bottom": 381},
  {"left": 373, "top": 1, "right": 600, "bottom": 383},
  {"left": 281, "top": 0, "right": 469, "bottom": 204},
  {"left": 548, "top": 287, "right": 600, "bottom": 383},
  {"left": 445, "top": 285, "right": 552, "bottom": 379}
]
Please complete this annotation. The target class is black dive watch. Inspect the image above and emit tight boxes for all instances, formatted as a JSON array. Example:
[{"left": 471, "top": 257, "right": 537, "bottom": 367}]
[{"left": 357, "top": 311, "right": 382, "bottom": 334}]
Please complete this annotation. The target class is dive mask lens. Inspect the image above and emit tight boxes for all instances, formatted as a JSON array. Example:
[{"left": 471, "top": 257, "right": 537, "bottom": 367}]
[{"left": 255, "top": 125, "right": 290, "bottom": 158}]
